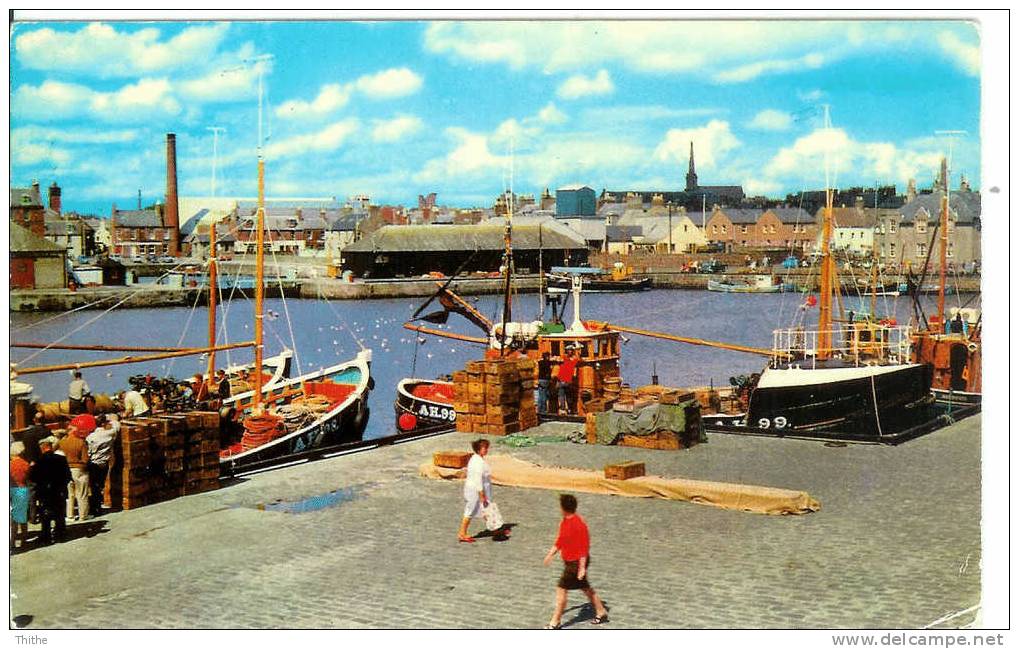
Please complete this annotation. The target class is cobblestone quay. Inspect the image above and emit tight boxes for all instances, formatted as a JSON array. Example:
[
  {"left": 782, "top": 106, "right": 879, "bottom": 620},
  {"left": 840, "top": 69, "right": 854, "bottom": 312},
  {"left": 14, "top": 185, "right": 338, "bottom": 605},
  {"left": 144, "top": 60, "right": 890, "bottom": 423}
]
[{"left": 10, "top": 416, "right": 980, "bottom": 629}]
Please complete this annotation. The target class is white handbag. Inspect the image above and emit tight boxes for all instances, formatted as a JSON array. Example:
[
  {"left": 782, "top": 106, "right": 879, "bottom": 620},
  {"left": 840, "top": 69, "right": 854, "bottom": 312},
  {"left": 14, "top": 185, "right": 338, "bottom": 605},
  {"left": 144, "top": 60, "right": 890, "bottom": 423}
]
[{"left": 482, "top": 501, "right": 504, "bottom": 531}]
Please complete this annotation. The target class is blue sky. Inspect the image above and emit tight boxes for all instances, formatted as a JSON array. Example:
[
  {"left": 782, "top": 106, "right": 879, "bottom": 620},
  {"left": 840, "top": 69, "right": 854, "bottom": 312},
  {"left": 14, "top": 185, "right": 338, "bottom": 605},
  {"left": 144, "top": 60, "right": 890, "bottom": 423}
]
[{"left": 10, "top": 19, "right": 981, "bottom": 215}]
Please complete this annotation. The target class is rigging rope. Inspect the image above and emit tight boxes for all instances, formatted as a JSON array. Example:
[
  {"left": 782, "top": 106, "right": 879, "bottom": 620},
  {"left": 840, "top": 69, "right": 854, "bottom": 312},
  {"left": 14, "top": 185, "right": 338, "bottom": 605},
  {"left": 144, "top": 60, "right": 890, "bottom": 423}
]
[
  {"left": 15, "top": 259, "right": 200, "bottom": 366},
  {"left": 264, "top": 221, "right": 302, "bottom": 376},
  {"left": 164, "top": 274, "right": 206, "bottom": 378}
]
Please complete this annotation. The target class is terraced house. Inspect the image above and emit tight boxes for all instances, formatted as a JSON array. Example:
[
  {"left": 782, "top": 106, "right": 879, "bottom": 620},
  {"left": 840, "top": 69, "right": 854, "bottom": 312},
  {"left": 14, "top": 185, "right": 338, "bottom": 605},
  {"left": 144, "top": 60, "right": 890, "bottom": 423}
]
[{"left": 873, "top": 176, "right": 981, "bottom": 272}]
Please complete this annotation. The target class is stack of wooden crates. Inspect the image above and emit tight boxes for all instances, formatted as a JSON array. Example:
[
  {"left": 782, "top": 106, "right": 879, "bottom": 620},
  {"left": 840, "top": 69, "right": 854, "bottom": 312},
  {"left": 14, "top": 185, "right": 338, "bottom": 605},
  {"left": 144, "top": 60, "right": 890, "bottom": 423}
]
[
  {"left": 453, "top": 357, "right": 538, "bottom": 435},
  {"left": 108, "top": 411, "right": 221, "bottom": 510}
]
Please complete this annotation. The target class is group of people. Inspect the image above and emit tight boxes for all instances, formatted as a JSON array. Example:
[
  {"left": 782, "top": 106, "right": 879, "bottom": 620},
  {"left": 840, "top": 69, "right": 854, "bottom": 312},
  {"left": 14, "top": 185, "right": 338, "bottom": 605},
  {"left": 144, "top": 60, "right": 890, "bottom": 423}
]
[
  {"left": 458, "top": 438, "right": 610, "bottom": 628},
  {"left": 535, "top": 347, "right": 581, "bottom": 416},
  {"left": 10, "top": 411, "right": 120, "bottom": 547}
]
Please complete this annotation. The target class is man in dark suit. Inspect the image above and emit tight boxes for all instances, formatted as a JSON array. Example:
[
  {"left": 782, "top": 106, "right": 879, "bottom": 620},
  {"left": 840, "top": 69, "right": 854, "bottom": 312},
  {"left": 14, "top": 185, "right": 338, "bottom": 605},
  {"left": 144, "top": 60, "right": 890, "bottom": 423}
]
[{"left": 28, "top": 437, "right": 72, "bottom": 544}]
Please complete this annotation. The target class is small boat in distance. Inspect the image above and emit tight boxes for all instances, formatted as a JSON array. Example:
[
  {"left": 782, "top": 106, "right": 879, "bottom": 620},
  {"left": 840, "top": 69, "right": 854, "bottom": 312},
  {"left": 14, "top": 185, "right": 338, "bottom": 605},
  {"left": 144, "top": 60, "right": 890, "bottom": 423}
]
[
  {"left": 708, "top": 274, "right": 789, "bottom": 293},
  {"left": 546, "top": 263, "right": 652, "bottom": 293}
]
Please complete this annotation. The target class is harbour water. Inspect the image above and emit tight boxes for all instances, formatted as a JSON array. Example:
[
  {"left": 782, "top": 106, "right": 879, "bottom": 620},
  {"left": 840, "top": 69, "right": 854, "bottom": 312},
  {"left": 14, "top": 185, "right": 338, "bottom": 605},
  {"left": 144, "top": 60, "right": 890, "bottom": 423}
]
[{"left": 9, "top": 289, "right": 970, "bottom": 439}]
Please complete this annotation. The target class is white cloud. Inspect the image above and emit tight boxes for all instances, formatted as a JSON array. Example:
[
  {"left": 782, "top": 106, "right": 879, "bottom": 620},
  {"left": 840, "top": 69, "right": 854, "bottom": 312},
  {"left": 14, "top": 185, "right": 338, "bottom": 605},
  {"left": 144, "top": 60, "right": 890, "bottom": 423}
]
[
  {"left": 715, "top": 53, "right": 825, "bottom": 83},
  {"left": 14, "top": 22, "right": 229, "bottom": 77},
  {"left": 537, "top": 102, "right": 567, "bottom": 125},
  {"left": 557, "top": 70, "right": 614, "bottom": 100},
  {"left": 654, "top": 120, "right": 740, "bottom": 169},
  {"left": 415, "top": 128, "right": 506, "bottom": 184},
  {"left": 274, "top": 67, "right": 423, "bottom": 120},
  {"left": 12, "top": 125, "right": 138, "bottom": 147},
  {"left": 765, "top": 126, "right": 946, "bottom": 188},
  {"left": 265, "top": 118, "right": 360, "bottom": 159},
  {"left": 748, "top": 109, "right": 793, "bottom": 131},
  {"left": 354, "top": 68, "right": 423, "bottom": 99},
  {"left": 371, "top": 116, "right": 423, "bottom": 142},
  {"left": 179, "top": 58, "right": 269, "bottom": 103},
  {"left": 797, "top": 89, "right": 824, "bottom": 103},
  {"left": 937, "top": 30, "right": 980, "bottom": 76},
  {"left": 275, "top": 83, "right": 352, "bottom": 120},
  {"left": 424, "top": 21, "right": 975, "bottom": 84},
  {"left": 582, "top": 105, "right": 721, "bottom": 124},
  {"left": 10, "top": 124, "right": 137, "bottom": 169},
  {"left": 12, "top": 78, "right": 181, "bottom": 122},
  {"left": 742, "top": 178, "right": 782, "bottom": 196}
]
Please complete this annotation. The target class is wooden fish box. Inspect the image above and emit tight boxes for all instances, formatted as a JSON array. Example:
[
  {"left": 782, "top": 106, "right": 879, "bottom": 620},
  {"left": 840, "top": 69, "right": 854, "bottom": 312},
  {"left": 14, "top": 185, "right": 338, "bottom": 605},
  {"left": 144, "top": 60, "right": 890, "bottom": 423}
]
[
  {"left": 604, "top": 461, "right": 645, "bottom": 480},
  {"left": 468, "top": 391, "right": 486, "bottom": 405},
  {"left": 465, "top": 360, "right": 486, "bottom": 374},
  {"left": 485, "top": 411, "right": 519, "bottom": 425},
  {"left": 433, "top": 450, "right": 472, "bottom": 469},
  {"left": 485, "top": 361, "right": 519, "bottom": 377},
  {"left": 636, "top": 385, "right": 668, "bottom": 398},
  {"left": 455, "top": 417, "right": 473, "bottom": 433},
  {"left": 467, "top": 402, "right": 486, "bottom": 415},
  {"left": 619, "top": 430, "right": 681, "bottom": 451},
  {"left": 661, "top": 390, "right": 694, "bottom": 405},
  {"left": 585, "top": 413, "right": 598, "bottom": 444},
  {"left": 612, "top": 400, "right": 635, "bottom": 413}
]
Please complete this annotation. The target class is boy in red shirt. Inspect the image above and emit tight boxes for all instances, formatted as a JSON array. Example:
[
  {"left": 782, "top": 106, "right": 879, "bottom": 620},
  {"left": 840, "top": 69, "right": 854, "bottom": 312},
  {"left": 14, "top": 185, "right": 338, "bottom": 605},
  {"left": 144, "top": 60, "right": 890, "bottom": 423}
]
[{"left": 542, "top": 493, "right": 610, "bottom": 628}]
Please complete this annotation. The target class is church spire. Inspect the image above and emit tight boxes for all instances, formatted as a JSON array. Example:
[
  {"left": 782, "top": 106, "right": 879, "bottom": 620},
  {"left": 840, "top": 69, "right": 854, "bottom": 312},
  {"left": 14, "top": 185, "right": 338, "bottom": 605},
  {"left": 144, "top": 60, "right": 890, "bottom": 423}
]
[{"left": 685, "top": 141, "right": 698, "bottom": 191}]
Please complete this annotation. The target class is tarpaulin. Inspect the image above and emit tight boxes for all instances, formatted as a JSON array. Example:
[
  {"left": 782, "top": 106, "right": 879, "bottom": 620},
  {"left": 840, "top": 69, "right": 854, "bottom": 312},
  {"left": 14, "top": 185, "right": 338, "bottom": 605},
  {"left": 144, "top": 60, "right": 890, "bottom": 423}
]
[
  {"left": 593, "top": 402, "right": 703, "bottom": 446},
  {"left": 420, "top": 454, "right": 820, "bottom": 516}
]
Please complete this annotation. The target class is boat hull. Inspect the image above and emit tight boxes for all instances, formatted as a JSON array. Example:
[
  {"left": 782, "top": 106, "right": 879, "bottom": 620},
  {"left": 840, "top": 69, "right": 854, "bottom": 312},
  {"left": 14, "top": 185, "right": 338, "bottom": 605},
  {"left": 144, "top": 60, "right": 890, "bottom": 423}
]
[
  {"left": 547, "top": 276, "right": 652, "bottom": 293},
  {"left": 707, "top": 281, "right": 786, "bottom": 293},
  {"left": 219, "top": 351, "right": 372, "bottom": 475},
  {"left": 931, "top": 388, "right": 981, "bottom": 407},
  {"left": 745, "top": 362, "right": 933, "bottom": 437},
  {"left": 394, "top": 379, "right": 457, "bottom": 433}
]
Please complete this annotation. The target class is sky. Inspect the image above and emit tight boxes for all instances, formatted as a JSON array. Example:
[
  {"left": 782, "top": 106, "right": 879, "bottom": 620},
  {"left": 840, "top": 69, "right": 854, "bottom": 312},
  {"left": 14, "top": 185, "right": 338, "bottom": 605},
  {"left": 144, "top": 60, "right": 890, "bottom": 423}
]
[{"left": 9, "top": 19, "right": 982, "bottom": 215}]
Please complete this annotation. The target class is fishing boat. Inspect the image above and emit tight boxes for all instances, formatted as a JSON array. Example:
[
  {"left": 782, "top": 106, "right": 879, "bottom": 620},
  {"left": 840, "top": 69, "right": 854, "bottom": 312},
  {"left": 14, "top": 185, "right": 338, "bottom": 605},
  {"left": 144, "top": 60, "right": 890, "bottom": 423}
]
[
  {"left": 218, "top": 349, "right": 372, "bottom": 474},
  {"left": 394, "top": 377, "right": 457, "bottom": 432},
  {"left": 704, "top": 108, "right": 933, "bottom": 438},
  {"left": 217, "top": 73, "right": 373, "bottom": 474},
  {"left": 707, "top": 274, "right": 789, "bottom": 293},
  {"left": 909, "top": 158, "right": 981, "bottom": 407},
  {"left": 546, "top": 263, "right": 652, "bottom": 293},
  {"left": 398, "top": 182, "right": 625, "bottom": 429}
]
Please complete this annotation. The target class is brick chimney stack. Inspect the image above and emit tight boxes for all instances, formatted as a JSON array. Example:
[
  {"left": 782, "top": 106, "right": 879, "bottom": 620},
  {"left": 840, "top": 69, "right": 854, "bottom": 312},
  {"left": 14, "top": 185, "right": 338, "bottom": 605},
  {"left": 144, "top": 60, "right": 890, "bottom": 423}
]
[
  {"left": 49, "top": 182, "right": 62, "bottom": 214},
  {"left": 165, "top": 133, "right": 180, "bottom": 255}
]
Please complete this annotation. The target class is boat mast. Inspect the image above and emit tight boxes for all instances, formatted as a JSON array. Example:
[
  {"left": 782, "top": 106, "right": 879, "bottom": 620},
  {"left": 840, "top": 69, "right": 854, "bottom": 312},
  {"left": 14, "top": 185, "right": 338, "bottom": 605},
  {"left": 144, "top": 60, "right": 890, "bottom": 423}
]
[
  {"left": 538, "top": 221, "right": 545, "bottom": 320},
  {"left": 936, "top": 156, "right": 949, "bottom": 330},
  {"left": 252, "top": 63, "right": 268, "bottom": 413},
  {"left": 499, "top": 144, "right": 514, "bottom": 356},
  {"left": 817, "top": 105, "right": 835, "bottom": 360},
  {"left": 206, "top": 220, "right": 218, "bottom": 387}
]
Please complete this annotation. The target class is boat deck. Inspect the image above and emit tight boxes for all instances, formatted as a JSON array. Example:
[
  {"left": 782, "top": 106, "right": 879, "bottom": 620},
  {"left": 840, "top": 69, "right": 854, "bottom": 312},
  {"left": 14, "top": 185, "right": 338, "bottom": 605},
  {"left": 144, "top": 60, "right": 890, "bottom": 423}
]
[{"left": 11, "top": 416, "right": 981, "bottom": 629}]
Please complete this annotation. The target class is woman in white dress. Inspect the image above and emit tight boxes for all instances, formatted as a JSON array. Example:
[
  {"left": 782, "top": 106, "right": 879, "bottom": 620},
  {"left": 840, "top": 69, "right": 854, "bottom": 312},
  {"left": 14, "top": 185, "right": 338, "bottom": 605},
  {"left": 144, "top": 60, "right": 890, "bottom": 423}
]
[{"left": 458, "top": 438, "right": 494, "bottom": 543}]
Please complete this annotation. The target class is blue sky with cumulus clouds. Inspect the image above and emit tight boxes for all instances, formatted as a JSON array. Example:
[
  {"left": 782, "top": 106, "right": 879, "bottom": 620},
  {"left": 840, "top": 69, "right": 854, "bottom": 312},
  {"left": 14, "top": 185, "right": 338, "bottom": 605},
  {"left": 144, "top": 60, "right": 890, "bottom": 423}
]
[{"left": 10, "top": 19, "right": 981, "bottom": 214}]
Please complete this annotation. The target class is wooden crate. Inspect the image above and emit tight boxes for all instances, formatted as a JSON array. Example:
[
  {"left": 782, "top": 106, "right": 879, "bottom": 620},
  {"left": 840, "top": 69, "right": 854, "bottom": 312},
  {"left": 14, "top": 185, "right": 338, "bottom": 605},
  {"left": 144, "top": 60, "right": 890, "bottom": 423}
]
[
  {"left": 453, "top": 400, "right": 470, "bottom": 414},
  {"left": 604, "top": 461, "right": 646, "bottom": 480},
  {"left": 661, "top": 390, "right": 695, "bottom": 405},
  {"left": 618, "top": 430, "right": 681, "bottom": 451},
  {"left": 468, "top": 402, "right": 486, "bottom": 415},
  {"left": 452, "top": 371, "right": 468, "bottom": 383},
  {"left": 484, "top": 361, "right": 519, "bottom": 378},
  {"left": 465, "top": 360, "right": 486, "bottom": 374},
  {"left": 485, "top": 411, "right": 518, "bottom": 425},
  {"left": 585, "top": 413, "right": 598, "bottom": 444},
  {"left": 433, "top": 450, "right": 472, "bottom": 469}
]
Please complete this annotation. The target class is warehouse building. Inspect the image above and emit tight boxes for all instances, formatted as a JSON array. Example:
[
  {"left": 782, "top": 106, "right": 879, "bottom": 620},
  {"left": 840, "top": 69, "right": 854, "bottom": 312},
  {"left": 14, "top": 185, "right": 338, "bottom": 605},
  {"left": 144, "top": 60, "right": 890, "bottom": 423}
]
[
  {"left": 340, "top": 223, "right": 588, "bottom": 278},
  {"left": 10, "top": 223, "right": 68, "bottom": 289},
  {"left": 555, "top": 185, "right": 596, "bottom": 218}
]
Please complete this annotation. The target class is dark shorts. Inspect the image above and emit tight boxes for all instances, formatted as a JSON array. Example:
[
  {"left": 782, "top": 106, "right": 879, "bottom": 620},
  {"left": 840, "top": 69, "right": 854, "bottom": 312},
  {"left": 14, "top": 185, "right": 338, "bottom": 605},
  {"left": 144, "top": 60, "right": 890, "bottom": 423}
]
[{"left": 558, "top": 558, "right": 591, "bottom": 591}]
